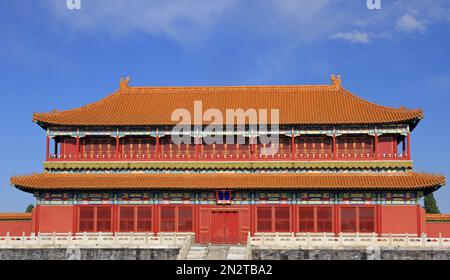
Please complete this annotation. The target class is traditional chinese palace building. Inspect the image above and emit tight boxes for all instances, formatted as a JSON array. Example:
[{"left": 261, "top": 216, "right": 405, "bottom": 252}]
[{"left": 2, "top": 75, "right": 449, "bottom": 244}]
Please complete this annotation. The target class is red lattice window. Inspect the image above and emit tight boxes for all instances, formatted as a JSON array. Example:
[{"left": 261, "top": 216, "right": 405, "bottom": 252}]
[
  {"left": 178, "top": 206, "right": 193, "bottom": 232},
  {"left": 341, "top": 207, "right": 357, "bottom": 232},
  {"left": 317, "top": 207, "right": 333, "bottom": 232},
  {"left": 137, "top": 207, "right": 152, "bottom": 232},
  {"left": 274, "top": 207, "right": 290, "bottom": 232},
  {"left": 359, "top": 207, "right": 375, "bottom": 233},
  {"left": 119, "top": 207, "right": 135, "bottom": 232},
  {"left": 160, "top": 206, "right": 176, "bottom": 232},
  {"left": 96, "top": 207, "right": 112, "bottom": 232},
  {"left": 79, "top": 207, "right": 94, "bottom": 232},
  {"left": 298, "top": 207, "right": 314, "bottom": 232},
  {"left": 257, "top": 207, "right": 272, "bottom": 232}
]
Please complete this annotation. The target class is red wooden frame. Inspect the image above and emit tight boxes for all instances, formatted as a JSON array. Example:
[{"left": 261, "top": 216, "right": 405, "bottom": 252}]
[
  {"left": 159, "top": 205, "right": 194, "bottom": 232},
  {"left": 255, "top": 205, "right": 292, "bottom": 232},
  {"left": 338, "top": 205, "right": 376, "bottom": 233},
  {"left": 77, "top": 205, "right": 113, "bottom": 232}
]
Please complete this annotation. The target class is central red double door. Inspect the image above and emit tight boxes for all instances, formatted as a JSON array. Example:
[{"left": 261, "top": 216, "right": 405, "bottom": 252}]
[
  {"left": 211, "top": 210, "right": 239, "bottom": 244},
  {"left": 198, "top": 206, "right": 250, "bottom": 244}
]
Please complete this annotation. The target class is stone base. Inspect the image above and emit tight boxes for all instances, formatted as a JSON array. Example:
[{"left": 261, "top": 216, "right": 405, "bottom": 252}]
[
  {"left": 0, "top": 248, "right": 179, "bottom": 260},
  {"left": 252, "top": 247, "right": 450, "bottom": 260}
]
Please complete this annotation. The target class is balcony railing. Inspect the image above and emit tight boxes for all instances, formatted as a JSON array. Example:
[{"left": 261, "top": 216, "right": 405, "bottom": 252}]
[{"left": 48, "top": 151, "right": 409, "bottom": 162}]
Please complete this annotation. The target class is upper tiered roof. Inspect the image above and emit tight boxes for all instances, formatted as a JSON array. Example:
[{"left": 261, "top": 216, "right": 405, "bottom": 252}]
[{"left": 33, "top": 76, "right": 423, "bottom": 127}]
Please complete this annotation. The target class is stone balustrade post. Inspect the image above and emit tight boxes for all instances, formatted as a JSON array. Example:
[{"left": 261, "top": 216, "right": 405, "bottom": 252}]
[{"left": 421, "top": 233, "right": 427, "bottom": 246}]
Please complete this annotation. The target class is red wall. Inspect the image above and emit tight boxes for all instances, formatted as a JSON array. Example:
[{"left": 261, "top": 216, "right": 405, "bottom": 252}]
[
  {"left": 426, "top": 223, "right": 450, "bottom": 237},
  {"left": 62, "top": 137, "right": 78, "bottom": 156},
  {"left": 21, "top": 204, "right": 429, "bottom": 241},
  {"left": 379, "top": 205, "right": 423, "bottom": 235},
  {"left": 378, "top": 135, "right": 396, "bottom": 155},
  {"left": 35, "top": 205, "right": 75, "bottom": 233},
  {"left": 0, "top": 220, "right": 32, "bottom": 236}
]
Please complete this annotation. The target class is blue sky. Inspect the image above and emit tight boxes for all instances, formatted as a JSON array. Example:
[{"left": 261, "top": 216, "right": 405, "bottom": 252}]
[{"left": 0, "top": 0, "right": 449, "bottom": 212}]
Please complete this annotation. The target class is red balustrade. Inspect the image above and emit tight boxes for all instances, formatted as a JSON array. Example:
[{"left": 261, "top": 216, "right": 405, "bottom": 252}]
[
  {"left": 48, "top": 150, "right": 408, "bottom": 162},
  {"left": 46, "top": 134, "right": 410, "bottom": 162}
]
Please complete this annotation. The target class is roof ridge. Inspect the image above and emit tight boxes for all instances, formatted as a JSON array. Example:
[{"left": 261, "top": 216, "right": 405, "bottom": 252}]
[{"left": 126, "top": 84, "right": 335, "bottom": 91}]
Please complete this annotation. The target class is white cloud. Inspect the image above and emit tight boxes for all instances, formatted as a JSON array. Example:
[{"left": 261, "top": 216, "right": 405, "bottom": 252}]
[
  {"left": 46, "top": 0, "right": 238, "bottom": 45},
  {"left": 396, "top": 14, "right": 426, "bottom": 33},
  {"left": 329, "top": 31, "right": 371, "bottom": 44},
  {"left": 42, "top": 0, "right": 450, "bottom": 46},
  {"left": 44, "top": 0, "right": 349, "bottom": 45}
]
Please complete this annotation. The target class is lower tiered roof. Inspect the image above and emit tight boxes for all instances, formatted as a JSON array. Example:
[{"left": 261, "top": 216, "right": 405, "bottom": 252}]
[
  {"left": 10, "top": 172, "right": 445, "bottom": 192},
  {"left": 425, "top": 214, "right": 450, "bottom": 222},
  {"left": 0, "top": 213, "right": 32, "bottom": 221}
]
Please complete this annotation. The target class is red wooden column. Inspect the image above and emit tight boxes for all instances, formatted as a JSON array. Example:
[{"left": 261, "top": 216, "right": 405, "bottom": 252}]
[
  {"left": 291, "top": 134, "right": 296, "bottom": 159},
  {"left": 393, "top": 136, "right": 398, "bottom": 155},
  {"left": 195, "top": 137, "right": 200, "bottom": 160},
  {"left": 250, "top": 205, "right": 255, "bottom": 237},
  {"left": 46, "top": 135, "right": 50, "bottom": 161},
  {"left": 254, "top": 137, "right": 258, "bottom": 158},
  {"left": 377, "top": 205, "right": 382, "bottom": 236},
  {"left": 332, "top": 134, "right": 337, "bottom": 160},
  {"left": 156, "top": 136, "right": 160, "bottom": 160},
  {"left": 374, "top": 134, "right": 379, "bottom": 159},
  {"left": 115, "top": 136, "right": 120, "bottom": 160},
  {"left": 334, "top": 204, "right": 340, "bottom": 236},
  {"left": 76, "top": 136, "right": 80, "bottom": 160},
  {"left": 54, "top": 137, "right": 58, "bottom": 158},
  {"left": 72, "top": 205, "right": 77, "bottom": 233},
  {"left": 416, "top": 204, "right": 422, "bottom": 237},
  {"left": 250, "top": 137, "right": 255, "bottom": 159},
  {"left": 61, "top": 138, "right": 65, "bottom": 158},
  {"left": 407, "top": 133, "right": 411, "bottom": 160},
  {"left": 34, "top": 205, "right": 40, "bottom": 234},
  {"left": 113, "top": 205, "right": 119, "bottom": 233},
  {"left": 291, "top": 205, "right": 297, "bottom": 233},
  {"left": 402, "top": 136, "right": 406, "bottom": 158}
]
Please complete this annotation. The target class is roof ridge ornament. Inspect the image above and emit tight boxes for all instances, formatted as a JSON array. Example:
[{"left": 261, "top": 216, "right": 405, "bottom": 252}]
[
  {"left": 120, "top": 76, "right": 131, "bottom": 89},
  {"left": 330, "top": 74, "right": 342, "bottom": 88}
]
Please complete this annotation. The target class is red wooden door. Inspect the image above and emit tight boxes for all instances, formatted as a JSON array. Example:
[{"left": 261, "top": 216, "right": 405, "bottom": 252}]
[{"left": 211, "top": 211, "right": 239, "bottom": 244}]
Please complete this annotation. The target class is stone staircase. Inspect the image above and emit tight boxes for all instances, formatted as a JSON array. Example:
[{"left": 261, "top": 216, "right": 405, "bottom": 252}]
[
  {"left": 226, "top": 246, "right": 249, "bottom": 260},
  {"left": 186, "top": 245, "right": 209, "bottom": 260},
  {"left": 185, "top": 245, "right": 249, "bottom": 260}
]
